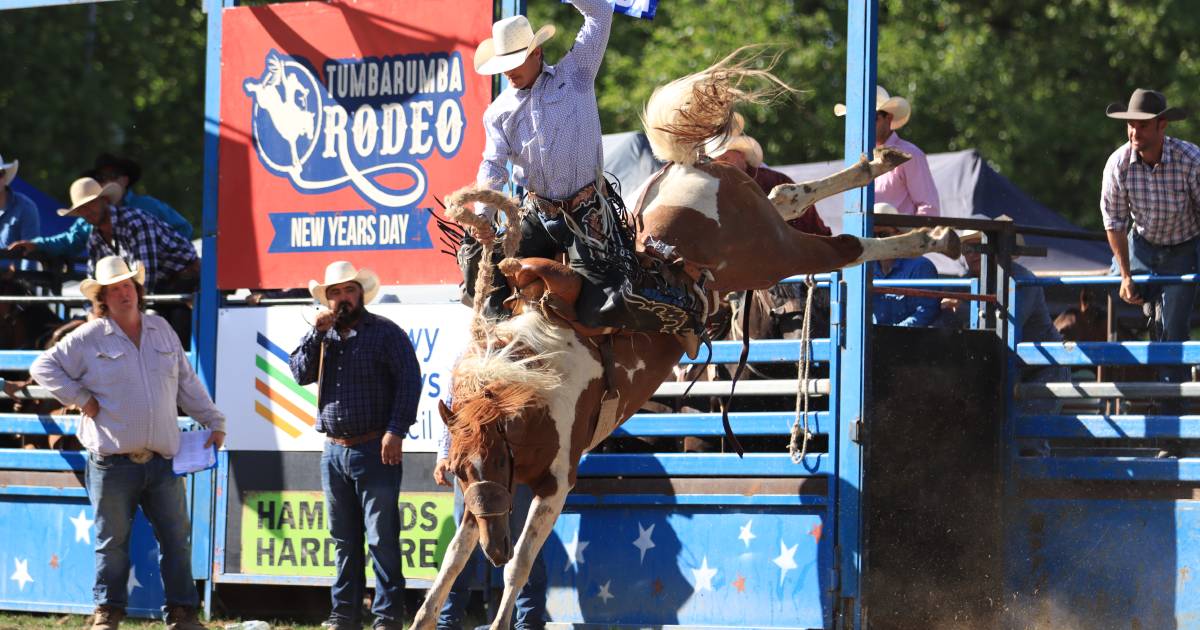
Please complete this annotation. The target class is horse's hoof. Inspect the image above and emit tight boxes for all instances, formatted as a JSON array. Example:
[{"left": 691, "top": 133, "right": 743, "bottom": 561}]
[{"left": 931, "top": 226, "right": 961, "bottom": 259}]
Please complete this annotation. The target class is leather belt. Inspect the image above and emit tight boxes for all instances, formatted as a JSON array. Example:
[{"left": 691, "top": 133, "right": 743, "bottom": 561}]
[
  {"left": 327, "top": 429, "right": 385, "bottom": 447},
  {"left": 527, "top": 183, "right": 598, "bottom": 217}
]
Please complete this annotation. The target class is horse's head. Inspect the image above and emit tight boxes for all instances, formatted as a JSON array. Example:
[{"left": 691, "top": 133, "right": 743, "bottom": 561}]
[
  {"left": 440, "top": 396, "right": 517, "bottom": 567},
  {"left": 1054, "top": 288, "right": 1107, "bottom": 342}
]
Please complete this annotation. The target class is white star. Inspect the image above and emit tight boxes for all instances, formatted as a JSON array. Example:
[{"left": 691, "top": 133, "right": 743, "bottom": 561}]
[
  {"left": 597, "top": 580, "right": 615, "bottom": 604},
  {"left": 127, "top": 567, "right": 142, "bottom": 593},
  {"left": 632, "top": 522, "right": 656, "bottom": 564},
  {"left": 691, "top": 555, "right": 718, "bottom": 592},
  {"left": 738, "top": 520, "right": 756, "bottom": 548},
  {"left": 773, "top": 541, "right": 799, "bottom": 585},
  {"left": 69, "top": 509, "right": 94, "bottom": 544},
  {"left": 10, "top": 558, "right": 33, "bottom": 591},
  {"left": 562, "top": 532, "right": 589, "bottom": 571}
]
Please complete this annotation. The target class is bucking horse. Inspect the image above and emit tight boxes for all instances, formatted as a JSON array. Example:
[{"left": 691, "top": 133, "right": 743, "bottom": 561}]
[{"left": 411, "top": 51, "right": 960, "bottom": 630}]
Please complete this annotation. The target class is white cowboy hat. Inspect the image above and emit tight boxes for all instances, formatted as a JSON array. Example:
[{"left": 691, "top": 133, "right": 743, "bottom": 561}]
[
  {"left": 704, "top": 113, "right": 765, "bottom": 167},
  {"left": 0, "top": 154, "right": 17, "bottom": 188},
  {"left": 873, "top": 202, "right": 900, "bottom": 215},
  {"left": 834, "top": 85, "right": 912, "bottom": 130},
  {"left": 309, "top": 260, "right": 380, "bottom": 307},
  {"left": 80, "top": 256, "right": 145, "bottom": 303},
  {"left": 474, "top": 15, "right": 556, "bottom": 75},
  {"left": 58, "top": 177, "right": 122, "bottom": 217}
]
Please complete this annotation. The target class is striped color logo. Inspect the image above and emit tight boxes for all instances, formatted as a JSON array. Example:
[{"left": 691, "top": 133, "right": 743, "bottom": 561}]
[{"left": 254, "top": 333, "right": 317, "bottom": 438}]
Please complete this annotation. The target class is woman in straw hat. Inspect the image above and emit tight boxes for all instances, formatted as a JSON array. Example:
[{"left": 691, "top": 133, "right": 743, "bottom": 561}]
[
  {"left": 836, "top": 85, "right": 941, "bottom": 217},
  {"left": 31, "top": 256, "right": 226, "bottom": 630},
  {"left": 459, "top": 0, "right": 706, "bottom": 337}
]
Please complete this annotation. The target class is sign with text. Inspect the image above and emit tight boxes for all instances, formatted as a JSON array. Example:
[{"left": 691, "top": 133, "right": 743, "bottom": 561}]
[
  {"left": 217, "top": 0, "right": 492, "bottom": 288},
  {"left": 241, "top": 491, "right": 454, "bottom": 579},
  {"left": 214, "top": 303, "right": 470, "bottom": 452}
]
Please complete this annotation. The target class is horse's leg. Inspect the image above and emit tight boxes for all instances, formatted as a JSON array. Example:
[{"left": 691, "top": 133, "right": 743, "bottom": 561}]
[
  {"left": 845, "top": 226, "right": 961, "bottom": 266},
  {"left": 490, "top": 484, "right": 569, "bottom": 630},
  {"left": 772, "top": 227, "right": 960, "bottom": 278},
  {"left": 410, "top": 513, "right": 480, "bottom": 630},
  {"left": 767, "top": 146, "right": 911, "bottom": 220}
]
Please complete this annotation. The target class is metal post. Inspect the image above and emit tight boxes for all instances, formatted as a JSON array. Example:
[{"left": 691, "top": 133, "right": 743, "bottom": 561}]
[
  {"left": 836, "top": 0, "right": 877, "bottom": 626},
  {"left": 198, "top": 0, "right": 236, "bottom": 618}
]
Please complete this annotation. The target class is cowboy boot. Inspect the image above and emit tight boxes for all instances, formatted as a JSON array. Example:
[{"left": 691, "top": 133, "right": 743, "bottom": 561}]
[
  {"left": 87, "top": 605, "right": 125, "bottom": 630},
  {"left": 165, "top": 606, "right": 209, "bottom": 630}
]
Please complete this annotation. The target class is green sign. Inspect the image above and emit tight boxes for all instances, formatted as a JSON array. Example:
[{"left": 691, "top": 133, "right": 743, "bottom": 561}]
[{"left": 241, "top": 491, "right": 456, "bottom": 579}]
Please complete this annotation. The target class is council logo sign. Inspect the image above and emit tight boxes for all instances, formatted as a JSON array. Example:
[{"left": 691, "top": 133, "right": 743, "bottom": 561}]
[{"left": 242, "top": 49, "right": 468, "bottom": 253}]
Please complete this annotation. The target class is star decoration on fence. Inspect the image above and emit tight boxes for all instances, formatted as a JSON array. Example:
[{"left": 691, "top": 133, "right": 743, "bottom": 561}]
[
  {"left": 10, "top": 558, "right": 33, "bottom": 591},
  {"left": 563, "top": 532, "right": 589, "bottom": 571},
  {"left": 738, "top": 520, "right": 756, "bottom": 548},
  {"left": 691, "top": 556, "right": 718, "bottom": 592},
  {"left": 632, "top": 522, "right": 656, "bottom": 564},
  {"left": 773, "top": 541, "right": 799, "bottom": 585},
  {"left": 70, "top": 509, "right": 94, "bottom": 544},
  {"left": 597, "top": 580, "right": 615, "bottom": 604}
]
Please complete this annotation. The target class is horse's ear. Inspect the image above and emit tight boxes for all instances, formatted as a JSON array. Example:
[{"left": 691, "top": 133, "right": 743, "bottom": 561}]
[{"left": 438, "top": 399, "right": 455, "bottom": 427}]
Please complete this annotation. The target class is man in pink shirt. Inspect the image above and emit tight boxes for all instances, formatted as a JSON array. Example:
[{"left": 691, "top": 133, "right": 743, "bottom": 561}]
[{"left": 836, "top": 85, "right": 940, "bottom": 216}]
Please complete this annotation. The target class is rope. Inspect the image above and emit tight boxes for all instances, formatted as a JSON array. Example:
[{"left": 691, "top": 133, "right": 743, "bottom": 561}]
[
  {"left": 789, "top": 275, "right": 817, "bottom": 464},
  {"left": 443, "top": 185, "right": 522, "bottom": 342}
]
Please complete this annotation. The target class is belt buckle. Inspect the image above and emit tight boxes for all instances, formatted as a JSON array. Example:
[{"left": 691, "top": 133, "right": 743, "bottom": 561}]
[{"left": 128, "top": 450, "right": 153, "bottom": 464}]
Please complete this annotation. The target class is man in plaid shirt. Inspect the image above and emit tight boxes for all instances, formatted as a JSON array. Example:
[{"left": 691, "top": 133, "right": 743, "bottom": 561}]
[
  {"left": 56, "top": 177, "right": 199, "bottom": 293},
  {"left": 1101, "top": 89, "right": 1200, "bottom": 346},
  {"left": 289, "top": 261, "right": 422, "bottom": 630}
]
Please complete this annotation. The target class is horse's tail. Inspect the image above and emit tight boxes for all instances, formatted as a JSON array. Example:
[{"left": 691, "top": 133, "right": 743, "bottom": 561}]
[{"left": 641, "top": 46, "right": 794, "bottom": 166}]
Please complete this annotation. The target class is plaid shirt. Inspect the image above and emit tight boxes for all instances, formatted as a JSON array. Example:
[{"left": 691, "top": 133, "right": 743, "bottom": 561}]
[
  {"left": 1101, "top": 136, "right": 1200, "bottom": 245},
  {"left": 289, "top": 311, "right": 422, "bottom": 438},
  {"left": 88, "top": 205, "right": 198, "bottom": 290}
]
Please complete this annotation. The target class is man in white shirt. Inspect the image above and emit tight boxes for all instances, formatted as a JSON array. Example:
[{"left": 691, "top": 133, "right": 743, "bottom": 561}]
[{"left": 31, "top": 256, "right": 226, "bottom": 630}]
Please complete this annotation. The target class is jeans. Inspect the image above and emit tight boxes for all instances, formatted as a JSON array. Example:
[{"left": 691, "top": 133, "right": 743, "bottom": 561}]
[
  {"left": 84, "top": 452, "right": 197, "bottom": 612},
  {"left": 437, "top": 484, "right": 547, "bottom": 630},
  {"left": 1127, "top": 232, "right": 1199, "bottom": 411},
  {"left": 322, "top": 436, "right": 406, "bottom": 626}
]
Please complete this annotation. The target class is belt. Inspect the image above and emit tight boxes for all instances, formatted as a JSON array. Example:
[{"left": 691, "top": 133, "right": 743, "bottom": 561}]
[
  {"left": 527, "top": 183, "right": 599, "bottom": 217},
  {"left": 326, "top": 429, "right": 385, "bottom": 447}
]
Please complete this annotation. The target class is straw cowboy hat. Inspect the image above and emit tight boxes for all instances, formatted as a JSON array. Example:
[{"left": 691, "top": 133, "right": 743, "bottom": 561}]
[
  {"left": 309, "top": 261, "right": 380, "bottom": 307},
  {"left": 474, "top": 15, "right": 556, "bottom": 75},
  {"left": 58, "top": 177, "right": 122, "bottom": 217},
  {"left": 0, "top": 154, "right": 17, "bottom": 188},
  {"left": 1106, "top": 88, "right": 1187, "bottom": 121},
  {"left": 704, "top": 113, "right": 765, "bottom": 167},
  {"left": 835, "top": 85, "right": 912, "bottom": 130},
  {"left": 80, "top": 256, "right": 145, "bottom": 303}
]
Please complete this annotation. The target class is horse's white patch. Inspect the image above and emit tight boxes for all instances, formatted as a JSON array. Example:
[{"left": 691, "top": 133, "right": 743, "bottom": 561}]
[
  {"left": 618, "top": 359, "right": 645, "bottom": 383},
  {"left": 643, "top": 165, "right": 722, "bottom": 226}
]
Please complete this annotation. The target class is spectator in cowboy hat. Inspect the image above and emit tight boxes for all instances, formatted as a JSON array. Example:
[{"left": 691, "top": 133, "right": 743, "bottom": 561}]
[
  {"left": 836, "top": 85, "right": 941, "bottom": 216},
  {"left": 705, "top": 113, "right": 831, "bottom": 236},
  {"left": 9, "top": 153, "right": 191, "bottom": 262},
  {"left": 30, "top": 255, "right": 226, "bottom": 630},
  {"left": 1101, "top": 88, "right": 1200, "bottom": 411},
  {"left": 870, "top": 202, "right": 941, "bottom": 327},
  {"left": 288, "top": 260, "right": 421, "bottom": 630},
  {"left": 0, "top": 152, "right": 40, "bottom": 271}
]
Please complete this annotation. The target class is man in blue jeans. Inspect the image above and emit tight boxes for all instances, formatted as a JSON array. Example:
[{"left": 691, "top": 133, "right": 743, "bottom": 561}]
[
  {"left": 1102, "top": 89, "right": 1200, "bottom": 410},
  {"left": 433, "top": 432, "right": 547, "bottom": 629},
  {"left": 290, "top": 261, "right": 422, "bottom": 630},
  {"left": 31, "top": 256, "right": 227, "bottom": 630}
]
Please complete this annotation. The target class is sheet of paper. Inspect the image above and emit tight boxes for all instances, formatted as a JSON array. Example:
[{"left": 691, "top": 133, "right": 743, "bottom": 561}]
[{"left": 173, "top": 429, "right": 217, "bottom": 475}]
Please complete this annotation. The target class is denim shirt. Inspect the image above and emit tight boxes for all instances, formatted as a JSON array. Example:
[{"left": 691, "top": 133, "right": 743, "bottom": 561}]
[
  {"left": 0, "top": 187, "right": 40, "bottom": 270},
  {"left": 871, "top": 257, "right": 940, "bottom": 327}
]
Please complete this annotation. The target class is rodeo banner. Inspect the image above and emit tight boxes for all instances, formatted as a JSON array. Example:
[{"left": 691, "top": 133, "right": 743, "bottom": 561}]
[{"left": 217, "top": 0, "right": 492, "bottom": 289}]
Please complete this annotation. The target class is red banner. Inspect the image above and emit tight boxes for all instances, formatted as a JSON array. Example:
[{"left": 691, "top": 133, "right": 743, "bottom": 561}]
[{"left": 217, "top": 0, "right": 492, "bottom": 289}]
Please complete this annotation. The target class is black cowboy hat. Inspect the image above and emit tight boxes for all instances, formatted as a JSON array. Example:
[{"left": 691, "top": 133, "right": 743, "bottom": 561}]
[
  {"left": 92, "top": 153, "right": 142, "bottom": 188},
  {"left": 1106, "top": 88, "right": 1187, "bottom": 121}
]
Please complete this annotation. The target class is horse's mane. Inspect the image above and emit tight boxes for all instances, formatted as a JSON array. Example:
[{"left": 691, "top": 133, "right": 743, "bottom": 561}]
[
  {"left": 642, "top": 45, "right": 794, "bottom": 166},
  {"left": 447, "top": 311, "right": 570, "bottom": 465}
]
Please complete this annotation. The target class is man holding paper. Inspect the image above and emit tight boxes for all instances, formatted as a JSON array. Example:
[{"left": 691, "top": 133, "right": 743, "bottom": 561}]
[{"left": 30, "top": 255, "right": 226, "bottom": 630}]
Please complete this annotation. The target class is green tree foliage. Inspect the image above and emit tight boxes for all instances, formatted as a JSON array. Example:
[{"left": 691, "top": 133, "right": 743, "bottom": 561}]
[
  {"left": 0, "top": 0, "right": 206, "bottom": 228},
  {"left": 3, "top": 0, "right": 1196, "bottom": 234}
]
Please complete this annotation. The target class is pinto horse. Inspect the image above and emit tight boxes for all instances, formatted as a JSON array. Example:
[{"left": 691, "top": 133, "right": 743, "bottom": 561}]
[{"left": 411, "top": 52, "right": 960, "bottom": 630}]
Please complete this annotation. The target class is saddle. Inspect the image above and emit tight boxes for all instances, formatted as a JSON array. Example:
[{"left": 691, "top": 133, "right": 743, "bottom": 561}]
[{"left": 497, "top": 256, "right": 702, "bottom": 359}]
